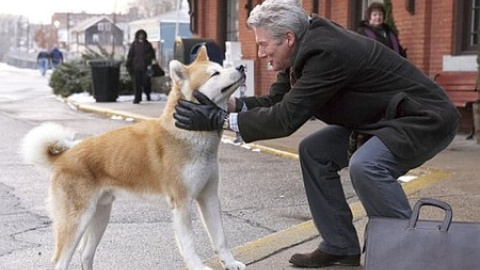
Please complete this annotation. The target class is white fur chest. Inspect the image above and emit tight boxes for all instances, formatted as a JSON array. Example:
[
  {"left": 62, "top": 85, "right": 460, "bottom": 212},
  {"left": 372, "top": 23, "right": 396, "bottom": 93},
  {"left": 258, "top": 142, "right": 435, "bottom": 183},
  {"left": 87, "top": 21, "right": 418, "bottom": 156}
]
[{"left": 180, "top": 131, "right": 221, "bottom": 194}]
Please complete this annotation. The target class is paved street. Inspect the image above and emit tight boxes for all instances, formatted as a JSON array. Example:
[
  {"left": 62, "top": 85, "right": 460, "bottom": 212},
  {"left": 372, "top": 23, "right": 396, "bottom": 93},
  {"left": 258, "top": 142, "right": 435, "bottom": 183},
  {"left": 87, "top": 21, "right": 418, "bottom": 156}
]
[{"left": 0, "top": 65, "right": 338, "bottom": 269}]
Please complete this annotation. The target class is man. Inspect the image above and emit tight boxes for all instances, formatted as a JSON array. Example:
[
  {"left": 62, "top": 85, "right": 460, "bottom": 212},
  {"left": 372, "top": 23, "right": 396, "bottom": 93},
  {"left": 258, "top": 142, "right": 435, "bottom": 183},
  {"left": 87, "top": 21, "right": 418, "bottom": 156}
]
[
  {"left": 49, "top": 47, "right": 64, "bottom": 70},
  {"left": 174, "top": 0, "right": 459, "bottom": 268},
  {"left": 126, "top": 29, "right": 156, "bottom": 104},
  {"left": 37, "top": 50, "right": 50, "bottom": 76}
]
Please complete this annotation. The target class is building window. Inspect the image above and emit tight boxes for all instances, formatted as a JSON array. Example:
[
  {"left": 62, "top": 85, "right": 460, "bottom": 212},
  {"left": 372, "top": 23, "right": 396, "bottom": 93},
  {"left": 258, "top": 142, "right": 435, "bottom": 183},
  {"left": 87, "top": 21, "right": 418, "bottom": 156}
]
[
  {"left": 226, "top": 0, "right": 239, "bottom": 41},
  {"left": 456, "top": 0, "right": 480, "bottom": 54},
  {"left": 93, "top": 34, "right": 99, "bottom": 44},
  {"left": 97, "top": 22, "right": 111, "bottom": 32}
]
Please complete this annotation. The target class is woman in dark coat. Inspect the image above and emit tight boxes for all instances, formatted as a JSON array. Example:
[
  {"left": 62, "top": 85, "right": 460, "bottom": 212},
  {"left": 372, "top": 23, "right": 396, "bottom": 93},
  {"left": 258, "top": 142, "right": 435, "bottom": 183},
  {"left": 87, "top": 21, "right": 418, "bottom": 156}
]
[
  {"left": 357, "top": 2, "right": 407, "bottom": 57},
  {"left": 174, "top": 0, "right": 460, "bottom": 268},
  {"left": 126, "top": 29, "right": 156, "bottom": 103}
]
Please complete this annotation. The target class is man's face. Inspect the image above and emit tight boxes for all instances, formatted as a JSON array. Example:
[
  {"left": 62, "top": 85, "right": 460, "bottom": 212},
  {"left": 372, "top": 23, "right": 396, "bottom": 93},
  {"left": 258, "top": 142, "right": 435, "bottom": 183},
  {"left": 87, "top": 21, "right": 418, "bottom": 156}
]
[
  {"left": 369, "top": 10, "right": 384, "bottom": 28},
  {"left": 254, "top": 27, "right": 293, "bottom": 71}
]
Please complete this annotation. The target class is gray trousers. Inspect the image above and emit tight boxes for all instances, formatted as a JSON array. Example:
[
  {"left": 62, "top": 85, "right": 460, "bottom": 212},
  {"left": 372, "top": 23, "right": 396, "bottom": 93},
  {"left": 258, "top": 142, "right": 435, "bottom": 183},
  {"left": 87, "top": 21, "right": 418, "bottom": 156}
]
[{"left": 298, "top": 125, "right": 456, "bottom": 256}]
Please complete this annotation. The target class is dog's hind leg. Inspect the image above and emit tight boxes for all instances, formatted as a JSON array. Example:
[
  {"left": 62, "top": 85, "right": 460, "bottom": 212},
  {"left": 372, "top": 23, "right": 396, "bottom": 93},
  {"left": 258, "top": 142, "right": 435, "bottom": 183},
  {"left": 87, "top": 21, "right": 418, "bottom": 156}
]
[
  {"left": 172, "top": 200, "right": 211, "bottom": 270},
  {"left": 49, "top": 185, "right": 97, "bottom": 270},
  {"left": 196, "top": 180, "right": 246, "bottom": 270},
  {"left": 78, "top": 192, "right": 114, "bottom": 270}
]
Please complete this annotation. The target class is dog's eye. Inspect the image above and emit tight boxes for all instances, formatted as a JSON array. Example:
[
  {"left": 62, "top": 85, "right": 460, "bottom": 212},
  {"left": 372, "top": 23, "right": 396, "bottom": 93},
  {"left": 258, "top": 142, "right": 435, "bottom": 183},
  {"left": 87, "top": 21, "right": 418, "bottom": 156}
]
[{"left": 211, "top": 71, "right": 220, "bottom": 77}]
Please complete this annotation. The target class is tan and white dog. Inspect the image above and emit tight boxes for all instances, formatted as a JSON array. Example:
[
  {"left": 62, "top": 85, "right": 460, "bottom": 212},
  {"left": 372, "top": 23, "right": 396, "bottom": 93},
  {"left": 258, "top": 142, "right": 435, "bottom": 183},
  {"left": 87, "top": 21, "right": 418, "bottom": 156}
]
[{"left": 20, "top": 46, "right": 246, "bottom": 270}]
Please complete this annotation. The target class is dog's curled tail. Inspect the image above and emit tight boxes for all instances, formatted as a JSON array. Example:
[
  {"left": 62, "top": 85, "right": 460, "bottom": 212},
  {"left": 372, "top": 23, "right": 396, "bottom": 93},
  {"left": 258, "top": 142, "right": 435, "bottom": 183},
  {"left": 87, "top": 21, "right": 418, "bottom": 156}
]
[{"left": 21, "top": 122, "right": 76, "bottom": 170}]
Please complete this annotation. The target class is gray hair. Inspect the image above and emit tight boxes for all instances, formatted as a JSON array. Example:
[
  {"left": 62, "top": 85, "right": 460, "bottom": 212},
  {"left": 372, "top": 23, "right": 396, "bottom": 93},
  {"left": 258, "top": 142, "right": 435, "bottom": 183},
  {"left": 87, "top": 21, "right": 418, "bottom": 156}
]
[{"left": 247, "top": 0, "right": 309, "bottom": 43}]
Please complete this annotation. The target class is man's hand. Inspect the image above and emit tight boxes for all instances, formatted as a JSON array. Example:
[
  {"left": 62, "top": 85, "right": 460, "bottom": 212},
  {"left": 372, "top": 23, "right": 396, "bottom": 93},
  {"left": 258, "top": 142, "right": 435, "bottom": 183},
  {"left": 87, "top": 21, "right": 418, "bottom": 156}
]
[{"left": 174, "top": 91, "right": 228, "bottom": 132}]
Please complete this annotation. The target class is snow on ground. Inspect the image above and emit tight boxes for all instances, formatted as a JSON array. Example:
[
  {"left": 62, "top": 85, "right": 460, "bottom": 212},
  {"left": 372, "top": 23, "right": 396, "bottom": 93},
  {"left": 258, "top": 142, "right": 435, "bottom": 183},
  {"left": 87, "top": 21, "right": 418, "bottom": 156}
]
[{"left": 0, "top": 62, "right": 168, "bottom": 103}]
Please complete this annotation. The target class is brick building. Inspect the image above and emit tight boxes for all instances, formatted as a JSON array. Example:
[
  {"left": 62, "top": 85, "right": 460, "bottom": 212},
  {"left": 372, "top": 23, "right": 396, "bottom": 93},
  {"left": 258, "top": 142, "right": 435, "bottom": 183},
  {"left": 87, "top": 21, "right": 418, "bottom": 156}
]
[{"left": 186, "top": 0, "right": 477, "bottom": 96}]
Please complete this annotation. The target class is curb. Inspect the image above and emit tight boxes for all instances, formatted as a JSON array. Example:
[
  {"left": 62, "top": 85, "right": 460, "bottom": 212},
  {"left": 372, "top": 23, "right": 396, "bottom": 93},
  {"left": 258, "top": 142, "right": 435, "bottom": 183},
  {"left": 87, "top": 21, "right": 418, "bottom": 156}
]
[{"left": 67, "top": 99, "right": 155, "bottom": 122}]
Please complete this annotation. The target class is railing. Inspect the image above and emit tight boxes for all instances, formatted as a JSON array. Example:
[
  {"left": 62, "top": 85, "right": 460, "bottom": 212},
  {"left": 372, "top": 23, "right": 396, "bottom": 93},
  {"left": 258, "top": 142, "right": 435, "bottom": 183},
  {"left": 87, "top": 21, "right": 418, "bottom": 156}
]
[
  {"left": 5, "top": 50, "right": 37, "bottom": 69},
  {"left": 4, "top": 49, "right": 78, "bottom": 70}
]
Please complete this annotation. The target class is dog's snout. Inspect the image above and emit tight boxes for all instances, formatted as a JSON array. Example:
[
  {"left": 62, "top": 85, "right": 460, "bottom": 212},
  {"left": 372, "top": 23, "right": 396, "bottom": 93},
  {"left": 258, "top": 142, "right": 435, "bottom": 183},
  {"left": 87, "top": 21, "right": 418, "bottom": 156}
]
[{"left": 237, "top": 65, "right": 245, "bottom": 72}]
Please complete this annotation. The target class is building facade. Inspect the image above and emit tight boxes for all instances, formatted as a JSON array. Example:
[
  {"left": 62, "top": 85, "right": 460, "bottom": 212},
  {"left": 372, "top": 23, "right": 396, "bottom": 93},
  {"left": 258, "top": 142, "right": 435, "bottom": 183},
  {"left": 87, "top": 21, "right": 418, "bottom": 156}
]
[
  {"left": 128, "top": 7, "right": 192, "bottom": 69},
  {"left": 69, "top": 16, "right": 124, "bottom": 57},
  {"left": 187, "top": 0, "right": 478, "bottom": 97}
]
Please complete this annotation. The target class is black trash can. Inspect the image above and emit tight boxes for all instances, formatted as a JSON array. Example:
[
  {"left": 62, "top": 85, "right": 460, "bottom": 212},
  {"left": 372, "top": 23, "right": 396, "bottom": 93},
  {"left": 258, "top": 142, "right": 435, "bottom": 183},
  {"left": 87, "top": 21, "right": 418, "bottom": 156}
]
[
  {"left": 174, "top": 38, "right": 223, "bottom": 65},
  {"left": 89, "top": 60, "right": 122, "bottom": 102}
]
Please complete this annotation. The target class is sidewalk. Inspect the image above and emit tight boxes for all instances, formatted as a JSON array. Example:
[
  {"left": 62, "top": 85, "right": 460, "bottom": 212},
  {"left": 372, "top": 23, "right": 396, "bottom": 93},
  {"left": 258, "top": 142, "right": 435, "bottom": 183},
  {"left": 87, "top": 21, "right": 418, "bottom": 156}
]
[{"left": 67, "top": 96, "right": 480, "bottom": 270}]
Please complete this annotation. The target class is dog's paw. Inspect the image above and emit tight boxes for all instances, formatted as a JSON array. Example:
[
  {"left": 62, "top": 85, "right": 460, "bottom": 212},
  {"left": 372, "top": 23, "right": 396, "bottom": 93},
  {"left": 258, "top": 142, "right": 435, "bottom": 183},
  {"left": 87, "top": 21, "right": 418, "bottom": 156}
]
[{"left": 224, "top": 261, "right": 246, "bottom": 270}]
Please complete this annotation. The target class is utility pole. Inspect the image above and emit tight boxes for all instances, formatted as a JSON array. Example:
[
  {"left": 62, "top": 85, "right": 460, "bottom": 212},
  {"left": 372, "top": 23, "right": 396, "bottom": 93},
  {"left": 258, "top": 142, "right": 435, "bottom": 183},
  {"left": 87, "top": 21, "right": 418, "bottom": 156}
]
[
  {"left": 26, "top": 20, "right": 30, "bottom": 52},
  {"left": 112, "top": 0, "right": 117, "bottom": 57},
  {"left": 175, "top": 0, "right": 181, "bottom": 38},
  {"left": 66, "top": 13, "right": 70, "bottom": 51}
]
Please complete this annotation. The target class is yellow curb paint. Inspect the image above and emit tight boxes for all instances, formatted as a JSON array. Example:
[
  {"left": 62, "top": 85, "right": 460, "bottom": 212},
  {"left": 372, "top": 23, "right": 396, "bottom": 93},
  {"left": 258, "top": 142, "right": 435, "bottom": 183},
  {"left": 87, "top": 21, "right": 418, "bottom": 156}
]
[
  {"left": 223, "top": 134, "right": 299, "bottom": 160},
  {"left": 74, "top": 102, "right": 154, "bottom": 122},
  {"left": 348, "top": 168, "right": 451, "bottom": 219},
  {"left": 401, "top": 168, "right": 452, "bottom": 196}
]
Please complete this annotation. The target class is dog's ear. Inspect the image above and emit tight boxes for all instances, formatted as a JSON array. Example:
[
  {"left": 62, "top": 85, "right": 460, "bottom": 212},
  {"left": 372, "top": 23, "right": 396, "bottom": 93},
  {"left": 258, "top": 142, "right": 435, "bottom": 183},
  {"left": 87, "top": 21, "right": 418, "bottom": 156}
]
[{"left": 169, "top": 60, "right": 188, "bottom": 84}]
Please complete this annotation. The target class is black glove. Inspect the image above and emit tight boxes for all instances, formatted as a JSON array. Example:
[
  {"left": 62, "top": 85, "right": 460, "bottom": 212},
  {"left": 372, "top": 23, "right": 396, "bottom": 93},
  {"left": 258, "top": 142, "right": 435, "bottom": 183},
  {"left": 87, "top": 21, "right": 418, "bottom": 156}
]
[{"left": 174, "top": 91, "right": 228, "bottom": 132}]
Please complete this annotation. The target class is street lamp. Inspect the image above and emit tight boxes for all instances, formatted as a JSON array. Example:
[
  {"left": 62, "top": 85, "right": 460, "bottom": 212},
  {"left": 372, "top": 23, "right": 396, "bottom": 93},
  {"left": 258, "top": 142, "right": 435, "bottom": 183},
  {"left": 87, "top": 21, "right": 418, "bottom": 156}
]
[
  {"left": 53, "top": 20, "right": 60, "bottom": 49},
  {"left": 20, "top": 19, "right": 30, "bottom": 52}
]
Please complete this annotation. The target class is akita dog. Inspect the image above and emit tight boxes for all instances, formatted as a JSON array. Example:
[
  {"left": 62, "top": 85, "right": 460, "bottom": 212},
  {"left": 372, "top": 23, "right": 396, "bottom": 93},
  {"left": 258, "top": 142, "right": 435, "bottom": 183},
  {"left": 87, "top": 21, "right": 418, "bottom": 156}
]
[{"left": 20, "top": 46, "right": 246, "bottom": 270}]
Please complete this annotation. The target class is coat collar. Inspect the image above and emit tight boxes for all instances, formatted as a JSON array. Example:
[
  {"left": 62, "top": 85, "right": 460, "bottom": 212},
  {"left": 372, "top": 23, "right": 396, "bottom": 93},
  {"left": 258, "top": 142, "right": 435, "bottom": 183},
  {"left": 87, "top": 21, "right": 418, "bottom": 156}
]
[{"left": 288, "top": 14, "right": 315, "bottom": 72}]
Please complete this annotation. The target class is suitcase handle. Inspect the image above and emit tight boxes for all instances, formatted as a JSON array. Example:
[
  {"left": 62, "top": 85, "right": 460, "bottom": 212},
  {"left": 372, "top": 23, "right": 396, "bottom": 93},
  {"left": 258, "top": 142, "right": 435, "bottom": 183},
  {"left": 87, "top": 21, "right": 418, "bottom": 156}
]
[{"left": 407, "top": 198, "right": 453, "bottom": 231}]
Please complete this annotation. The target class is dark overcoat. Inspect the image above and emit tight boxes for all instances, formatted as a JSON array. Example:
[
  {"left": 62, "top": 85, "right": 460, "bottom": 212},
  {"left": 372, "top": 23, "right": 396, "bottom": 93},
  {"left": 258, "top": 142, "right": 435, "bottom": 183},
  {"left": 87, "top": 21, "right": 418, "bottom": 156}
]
[
  {"left": 126, "top": 29, "right": 155, "bottom": 73},
  {"left": 238, "top": 16, "right": 460, "bottom": 159}
]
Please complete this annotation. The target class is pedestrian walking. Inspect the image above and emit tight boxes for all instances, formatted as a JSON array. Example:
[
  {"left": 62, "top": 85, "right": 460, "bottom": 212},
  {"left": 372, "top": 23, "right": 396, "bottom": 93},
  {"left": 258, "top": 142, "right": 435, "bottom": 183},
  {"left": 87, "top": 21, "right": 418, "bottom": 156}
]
[
  {"left": 126, "top": 29, "right": 156, "bottom": 104},
  {"left": 173, "top": 0, "right": 460, "bottom": 268},
  {"left": 37, "top": 50, "right": 50, "bottom": 76},
  {"left": 49, "top": 47, "right": 64, "bottom": 70}
]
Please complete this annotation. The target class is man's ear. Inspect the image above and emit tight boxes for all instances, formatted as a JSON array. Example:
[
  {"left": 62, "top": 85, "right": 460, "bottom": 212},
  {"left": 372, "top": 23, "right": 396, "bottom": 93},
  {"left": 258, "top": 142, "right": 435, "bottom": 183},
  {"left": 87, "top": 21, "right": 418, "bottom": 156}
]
[{"left": 286, "top": 31, "right": 295, "bottom": 48}]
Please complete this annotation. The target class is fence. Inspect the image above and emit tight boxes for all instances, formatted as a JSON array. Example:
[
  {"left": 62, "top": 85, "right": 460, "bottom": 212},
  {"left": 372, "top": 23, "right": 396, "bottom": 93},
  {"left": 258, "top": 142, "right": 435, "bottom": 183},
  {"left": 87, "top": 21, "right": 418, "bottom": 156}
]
[{"left": 5, "top": 50, "right": 37, "bottom": 69}]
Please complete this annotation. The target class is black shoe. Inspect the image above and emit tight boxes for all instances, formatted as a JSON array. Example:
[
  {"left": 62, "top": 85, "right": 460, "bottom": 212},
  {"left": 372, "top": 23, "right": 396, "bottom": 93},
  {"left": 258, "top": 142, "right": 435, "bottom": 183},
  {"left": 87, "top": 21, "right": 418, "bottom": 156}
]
[
  {"left": 146, "top": 94, "right": 151, "bottom": 101},
  {"left": 289, "top": 249, "right": 360, "bottom": 268},
  {"left": 133, "top": 100, "right": 140, "bottom": 104}
]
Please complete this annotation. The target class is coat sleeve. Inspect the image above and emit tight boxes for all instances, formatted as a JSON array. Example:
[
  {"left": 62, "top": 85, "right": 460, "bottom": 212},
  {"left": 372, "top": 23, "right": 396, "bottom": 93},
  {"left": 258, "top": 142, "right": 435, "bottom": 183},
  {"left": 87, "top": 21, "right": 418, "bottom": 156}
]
[
  {"left": 240, "top": 71, "right": 291, "bottom": 109},
  {"left": 147, "top": 42, "right": 156, "bottom": 62}
]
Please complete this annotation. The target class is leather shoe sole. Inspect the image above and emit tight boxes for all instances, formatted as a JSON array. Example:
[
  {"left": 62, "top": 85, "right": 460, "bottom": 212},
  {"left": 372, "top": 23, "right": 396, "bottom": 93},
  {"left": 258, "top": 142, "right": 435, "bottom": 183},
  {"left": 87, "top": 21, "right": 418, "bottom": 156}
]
[{"left": 289, "top": 248, "right": 360, "bottom": 268}]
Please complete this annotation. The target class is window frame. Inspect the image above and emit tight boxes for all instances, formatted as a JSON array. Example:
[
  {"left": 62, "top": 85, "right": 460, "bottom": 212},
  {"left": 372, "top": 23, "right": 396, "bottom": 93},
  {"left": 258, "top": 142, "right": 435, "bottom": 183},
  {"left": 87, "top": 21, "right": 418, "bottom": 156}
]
[
  {"left": 226, "top": 0, "right": 239, "bottom": 41},
  {"left": 97, "top": 22, "right": 111, "bottom": 32},
  {"left": 454, "top": 0, "right": 480, "bottom": 55}
]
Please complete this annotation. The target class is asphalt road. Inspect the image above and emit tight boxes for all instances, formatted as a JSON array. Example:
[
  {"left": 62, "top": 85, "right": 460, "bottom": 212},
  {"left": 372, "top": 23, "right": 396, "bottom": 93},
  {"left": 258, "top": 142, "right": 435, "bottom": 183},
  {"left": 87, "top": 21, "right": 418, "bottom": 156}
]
[{"left": 0, "top": 66, "right": 358, "bottom": 269}]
